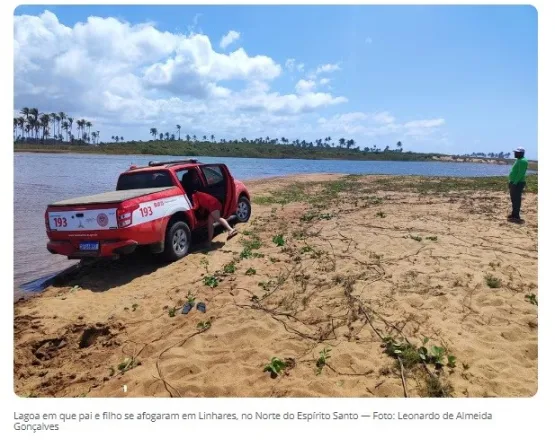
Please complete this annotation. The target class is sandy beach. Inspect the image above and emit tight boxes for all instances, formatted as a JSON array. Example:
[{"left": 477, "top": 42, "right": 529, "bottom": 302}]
[{"left": 14, "top": 174, "right": 538, "bottom": 398}]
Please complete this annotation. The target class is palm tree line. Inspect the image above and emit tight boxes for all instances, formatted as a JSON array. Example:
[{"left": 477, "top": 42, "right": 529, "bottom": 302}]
[
  {"left": 463, "top": 151, "right": 513, "bottom": 159},
  {"left": 14, "top": 107, "right": 99, "bottom": 144},
  {"left": 148, "top": 125, "right": 404, "bottom": 153}
]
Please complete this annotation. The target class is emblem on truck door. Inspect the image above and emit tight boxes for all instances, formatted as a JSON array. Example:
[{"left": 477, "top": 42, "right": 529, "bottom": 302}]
[{"left": 97, "top": 213, "right": 108, "bottom": 227}]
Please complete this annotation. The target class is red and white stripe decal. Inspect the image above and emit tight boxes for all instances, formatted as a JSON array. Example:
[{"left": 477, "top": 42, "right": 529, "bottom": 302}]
[{"left": 131, "top": 195, "right": 191, "bottom": 226}]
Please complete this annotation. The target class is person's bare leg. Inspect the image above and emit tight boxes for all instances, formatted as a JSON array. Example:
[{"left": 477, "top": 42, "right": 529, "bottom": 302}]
[
  {"left": 212, "top": 210, "right": 234, "bottom": 234},
  {"left": 207, "top": 212, "right": 215, "bottom": 246},
  {"left": 218, "top": 217, "right": 234, "bottom": 232}
]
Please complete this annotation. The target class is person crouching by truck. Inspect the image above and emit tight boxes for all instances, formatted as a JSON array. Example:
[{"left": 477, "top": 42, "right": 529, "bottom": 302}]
[
  {"left": 182, "top": 169, "right": 238, "bottom": 247},
  {"left": 507, "top": 147, "right": 528, "bottom": 223}
]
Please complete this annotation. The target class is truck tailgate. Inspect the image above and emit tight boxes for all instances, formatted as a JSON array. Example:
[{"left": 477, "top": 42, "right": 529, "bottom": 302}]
[{"left": 47, "top": 187, "right": 176, "bottom": 232}]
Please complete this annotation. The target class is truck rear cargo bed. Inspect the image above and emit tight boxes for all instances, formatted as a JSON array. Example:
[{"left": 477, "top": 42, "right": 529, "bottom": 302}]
[{"left": 49, "top": 187, "right": 175, "bottom": 206}]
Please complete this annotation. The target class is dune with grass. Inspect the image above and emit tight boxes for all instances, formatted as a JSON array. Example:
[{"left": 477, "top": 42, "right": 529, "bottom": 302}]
[{"left": 14, "top": 174, "right": 538, "bottom": 398}]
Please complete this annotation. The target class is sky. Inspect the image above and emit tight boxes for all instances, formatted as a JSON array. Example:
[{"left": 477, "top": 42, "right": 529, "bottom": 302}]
[{"left": 13, "top": 5, "right": 538, "bottom": 158}]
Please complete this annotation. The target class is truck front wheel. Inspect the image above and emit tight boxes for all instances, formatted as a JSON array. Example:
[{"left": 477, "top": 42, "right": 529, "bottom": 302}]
[{"left": 164, "top": 221, "right": 191, "bottom": 261}]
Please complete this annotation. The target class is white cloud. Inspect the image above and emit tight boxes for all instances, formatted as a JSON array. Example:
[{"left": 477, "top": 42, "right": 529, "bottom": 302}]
[
  {"left": 318, "top": 112, "right": 445, "bottom": 141},
  {"left": 14, "top": 10, "right": 349, "bottom": 142},
  {"left": 365, "top": 37, "right": 373, "bottom": 44},
  {"left": 320, "top": 78, "right": 331, "bottom": 85},
  {"left": 316, "top": 63, "right": 341, "bottom": 74},
  {"left": 220, "top": 30, "right": 240, "bottom": 49},
  {"left": 285, "top": 58, "right": 304, "bottom": 72},
  {"left": 295, "top": 79, "right": 316, "bottom": 93}
]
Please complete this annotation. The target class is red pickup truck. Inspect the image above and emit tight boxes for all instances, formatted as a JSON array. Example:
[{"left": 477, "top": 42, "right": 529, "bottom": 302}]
[{"left": 45, "top": 159, "right": 251, "bottom": 261}]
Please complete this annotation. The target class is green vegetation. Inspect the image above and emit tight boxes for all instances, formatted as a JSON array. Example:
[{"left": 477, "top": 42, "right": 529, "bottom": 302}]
[
  {"left": 203, "top": 275, "right": 219, "bottom": 288},
  {"left": 525, "top": 293, "right": 538, "bottom": 305},
  {"left": 485, "top": 274, "right": 502, "bottom": 289},
  {"left": 223, "top": 261, "right": 236, "bottom": 274},
  {"left": 13, "top": 107, "right": 100, "bottom": 145},
  {"left": 197, "top": 321, "right": 211, "bottom": 331},
  {"left": 245, "top": 267, "right": 257, "bottom": 276},
  {"left": 373, "top": 175, "right": 538, "bottom": 194},
  {"left": 425, "top": 236, "right": 438, "bottom": 241},
  {"left": 117, "top": 357, "right": 140, "bottom": 374},
  {"left": 168, "top": 307, "right": 177, "bottom": 318},
  {"left": 382, "top": 336, "right": 456, "bottom": 397},
  {"left": 272, "top": 234, "right": 286, "bottom": 247},
  {"left": 316, "top": 347, "right": 331, "bottom": 375},
  {"left": 16, "top": 132, "right": 526, "bottom": 166},
  {"left": 263, "top": 357, "right": 287, "bottom": 378},
  {"left": 187, "top": 290, "right": 196, "bottom": 304}
]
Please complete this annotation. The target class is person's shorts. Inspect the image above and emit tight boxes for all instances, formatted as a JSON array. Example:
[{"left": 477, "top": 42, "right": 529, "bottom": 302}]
[{"left": 194, "top": 192, "right": 222, "bottom": 214}]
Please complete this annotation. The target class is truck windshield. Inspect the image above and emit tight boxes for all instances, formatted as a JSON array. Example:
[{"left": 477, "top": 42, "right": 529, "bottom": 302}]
[{"left": 116, "top": 171, "right": 174, "bottom": 190}]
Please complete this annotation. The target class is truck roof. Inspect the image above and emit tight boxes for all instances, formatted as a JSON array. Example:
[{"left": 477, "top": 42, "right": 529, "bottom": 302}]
[{"left": 124, "top": 159, "right": 202, "bottom": 174}]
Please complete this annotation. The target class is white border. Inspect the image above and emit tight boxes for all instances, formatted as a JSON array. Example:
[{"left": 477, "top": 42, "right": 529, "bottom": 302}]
[{"left": 3, "top": 1, "right": 552, "bottom": 445}]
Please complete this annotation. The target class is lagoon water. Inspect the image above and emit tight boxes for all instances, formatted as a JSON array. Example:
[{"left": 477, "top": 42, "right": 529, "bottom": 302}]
[{"left": 14, "top": 152, "right": 515, "bottom": 296}]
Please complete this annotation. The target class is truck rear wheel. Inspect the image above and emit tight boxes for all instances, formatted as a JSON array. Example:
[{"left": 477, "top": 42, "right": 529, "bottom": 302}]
[{"left": 164, "top": 221, "right": 191, "bottom": 261}]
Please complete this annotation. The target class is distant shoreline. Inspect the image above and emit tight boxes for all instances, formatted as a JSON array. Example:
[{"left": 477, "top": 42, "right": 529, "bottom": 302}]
[{"left": 13, "top": 143, "right": 534, "bottom": 169}]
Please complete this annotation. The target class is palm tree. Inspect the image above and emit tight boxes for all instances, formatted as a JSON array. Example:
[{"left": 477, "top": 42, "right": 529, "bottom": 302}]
[
  {"left": 338, "top": 138, "right": 346, "bottom": 148},
  {"left": 193, "top": 135, "right": 197, "bottom": 142},
  {"left": 159, "top": 133, "right": 164, "bottom": 140},
  {"left": 176, "top": 125, "right": 181, "bottom": 140},
  {"left": 91, "top": 131, "right": 97, "bottom": 144},
  {"left": 20, "top": 107, "right": 30, "bottom": 122},
  {"left": 150, "top": 128, "right": 158, "bottom": 139},
  {"left": 62, "top": 121, "right": 69, "bottom": 142},
  {"left": 78, "top": 119, "right": 86, "bottom": 141},
  {"left": 165, "top": 132, "right": 170, "bottom": 141},
  {"left": 49, "top": 113, "right": 57, "bottom": 137},
  {"left": 86, "top": 121, "right": 92, "bottom": 139},
  {"left": 186, "top": 134, "right": 190, "bottom": 142},
  {"left": 396, "top": 141, "right": 403, "bottom": 151},
  {"left": 120, "top": 136, "right": 124, "bottom": 142},
  {"left": 39, "top": 114, "right": 50, "bottom": 141},
  {"left": 211, "top": 134, "right": 215, "bottom": 142},
  {"left": 203, "top": 135, "right": 207, "bottom": 142},
  {"left": 68, "top": 117, "right": 73, "bottom": 140},
  {"left": 27, "top": 116, "right": 37, "bottom": 142},
  {"left": 13, "top": 118, "right": 17, "bottom": 140},
  {"left": 55, "top": 114, "right": 62, "bottom": 139},
  {"left": 17, "top": 117, "right": 25, "bottom": 140}
]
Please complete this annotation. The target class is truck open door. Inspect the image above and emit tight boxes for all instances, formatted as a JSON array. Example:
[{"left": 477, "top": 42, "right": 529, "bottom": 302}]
[{"left": 199, "top": 164, "right": 236, "bottom": 218}]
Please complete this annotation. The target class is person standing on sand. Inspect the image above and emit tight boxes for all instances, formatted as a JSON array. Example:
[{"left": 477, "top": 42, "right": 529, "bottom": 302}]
[
  {"left": 507, "top": 147, "right": 528, "bottom": 223},
  {"left": 183, "top": 170, "right": 238, "bottom": 246}
]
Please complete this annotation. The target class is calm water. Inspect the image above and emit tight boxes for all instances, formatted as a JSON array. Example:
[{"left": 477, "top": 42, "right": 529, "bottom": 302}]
[{"left": 14, "top": 152, "right": 515, "bottom": 296}]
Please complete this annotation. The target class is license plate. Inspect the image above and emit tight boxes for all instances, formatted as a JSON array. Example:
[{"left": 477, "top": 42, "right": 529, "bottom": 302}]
[{"left": 79, "top": 241, "right": 99, "bottom": 251}]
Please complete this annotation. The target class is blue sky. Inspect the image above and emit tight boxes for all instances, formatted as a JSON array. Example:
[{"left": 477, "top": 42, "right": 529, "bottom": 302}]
[{"left": 14, "top": 5, "right": 538, "bottom": 158}]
